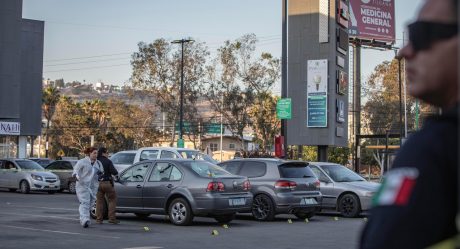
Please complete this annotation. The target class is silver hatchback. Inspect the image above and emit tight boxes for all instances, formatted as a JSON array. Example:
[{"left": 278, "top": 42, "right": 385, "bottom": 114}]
[
  {"left": 219, "top": 159, "right": 322, "bottom": 221},
  {"left": 0, "top": 159, "right": 60, "bottom": 194}
]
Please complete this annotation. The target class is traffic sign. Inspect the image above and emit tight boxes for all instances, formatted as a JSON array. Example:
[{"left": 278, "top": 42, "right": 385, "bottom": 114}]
[{"left": 276, "top": 98, "right": 292, "bottom": 120}]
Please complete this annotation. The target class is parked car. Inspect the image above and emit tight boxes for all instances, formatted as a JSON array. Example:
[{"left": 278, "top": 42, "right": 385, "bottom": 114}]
[
  {"left": 308, "top": 162, "right": 380, "bottom": 217},
  {"left": 29, "top": 158, "right": 54, "bottom": 167},
  {"left": 218, "top": 158, "right": 322, "bottom": 221},
  {"left": 0, "top": 159, "right": 60, "bottom": 194},
  {"left": 93, "top": 159, "right": 253, "bottom": 225},
  {"left": 111, "top": 147, "right": 218, "bottom": 172},
  {"left": 44, "top": 160, "right": 78, "bottom": 194},
  {"left": 109, "top": 150, "right": 137, "bottom": 172}
]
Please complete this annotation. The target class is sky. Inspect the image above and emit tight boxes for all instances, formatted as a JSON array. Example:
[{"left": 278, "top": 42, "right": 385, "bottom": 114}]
[{"left": 22, "top": 0, "right": 425, "bottom": 92}]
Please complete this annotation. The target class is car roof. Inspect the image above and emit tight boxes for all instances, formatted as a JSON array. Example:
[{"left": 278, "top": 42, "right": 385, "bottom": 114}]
[
  {"left": 137, "top": 147, "right": 199, "bottom": 152},
  {"left": 308, "top": 162, "right": 343, "bottom": 166},
  {"left": 113, "top": 150, "right": 137, "bottom": 154},
  {"left": 221, "top": 158, "right": 301, "bottom": 164},
  {"left": 135, "top": 158, "right": 208, "bottom": 164}
]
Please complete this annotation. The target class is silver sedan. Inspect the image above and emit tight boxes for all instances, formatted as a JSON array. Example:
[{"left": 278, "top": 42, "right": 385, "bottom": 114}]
[{"left": 308, "top": 162, "right": 380, "bottom": 217}]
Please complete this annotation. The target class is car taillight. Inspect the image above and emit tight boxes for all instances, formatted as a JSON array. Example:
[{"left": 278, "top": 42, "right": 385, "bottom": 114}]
[
  {"left": 243, "top": 180, "right": 251, "bottom": 191},
  {"left": 275, "top": 180, "right": 297, "bottom": 190},
  {"left": 207, "top": 182, "right": 225, "bottom": 192},
  {"left": 314, "top": 180, "right": 320, "bottom": 189}
]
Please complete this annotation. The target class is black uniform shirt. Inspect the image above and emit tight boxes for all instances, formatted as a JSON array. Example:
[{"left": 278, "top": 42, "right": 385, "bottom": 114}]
[
  {"left": 97, "top": 155, "right": 118, "bottom": 180},
  {"left": 360, "top": 105, "right": 458, "bottom": 249}
]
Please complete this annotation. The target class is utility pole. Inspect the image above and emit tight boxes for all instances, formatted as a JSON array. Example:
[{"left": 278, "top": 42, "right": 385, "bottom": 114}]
[
  {"left": 281, "top": 0, "right": 288, "bottom": 158},
  {"left": 353, "top": 44, "right": 361, "bottom": 172},
  {"left": 171, "top": 39, "right": 194, "bottom": 148}
]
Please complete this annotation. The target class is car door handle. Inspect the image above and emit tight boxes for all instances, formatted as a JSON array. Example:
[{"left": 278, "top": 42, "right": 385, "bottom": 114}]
[
  {"left": 136, "top": 185, "right": 142, "bottom": 189},
  {"left": 166, "top": 184, "right": 174, "bottom": 188}
]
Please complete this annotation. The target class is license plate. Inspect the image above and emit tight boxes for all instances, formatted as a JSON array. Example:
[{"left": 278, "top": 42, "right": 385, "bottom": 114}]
[
  {"left": 49, "top": 184, "right": 54, "bottom": 187},
  {"left": 229, "top": 198, "right": 246, "bottom": 206},
  {"left": 300, "top": 198, "right": 317, "bottom": 205}
]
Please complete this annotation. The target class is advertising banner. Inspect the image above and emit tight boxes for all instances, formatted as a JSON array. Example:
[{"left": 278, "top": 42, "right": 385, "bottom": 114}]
[
  {"left": 307, "top": 60, "right": 328, "bottom": 127},
  {"left": 349, "top": 0, "right": 395, "bottom": 43}
]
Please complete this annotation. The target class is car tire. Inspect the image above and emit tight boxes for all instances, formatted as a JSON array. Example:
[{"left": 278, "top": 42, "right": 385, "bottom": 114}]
[
  {"left": 214, "top": 214, "right": 235, "bottom": 224},
  {"left": 338, "top": 193, "right": 361, "bottom": 218},
  {"left": 294, "top": 211, "right": 316, "bottom": 219},
  {"left": 68, "top": 182, "right": 76, "bottom": 194},
  {"left": 168, "top": 198, "right": 193, "bottom": 226},
  {"left": 8, "top": 188, "right": 17, "bottom": 192},
  {"left": 91, "top": 199, "right": 108, "bottom": 220},
  {"left": 252, "top": 194, "right": 276, "bottom": 221},
  {"left": 134, "top": 213, "right": 150, "bottom": 219},
  {"left": 20, "top": 181, "right": 30, "bottom": 194}
]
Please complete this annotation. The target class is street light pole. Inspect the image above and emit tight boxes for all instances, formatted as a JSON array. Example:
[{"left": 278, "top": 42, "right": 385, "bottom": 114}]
[{"left": 171, "top": 39, "right": 194, "bottom": 148}]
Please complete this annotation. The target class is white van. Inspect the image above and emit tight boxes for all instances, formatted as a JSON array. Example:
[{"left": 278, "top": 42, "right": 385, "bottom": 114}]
[{"left": 110, "top": 147, "right": 217, "bottom": 172}]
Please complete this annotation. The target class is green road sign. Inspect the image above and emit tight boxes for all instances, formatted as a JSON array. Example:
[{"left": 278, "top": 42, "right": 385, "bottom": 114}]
[
  {"left": 175, "top": 122, "right": 192, "bottom": 133},
  {"left": 206, "top": 123, "right": 222, "bottom": 134},
  {"left": 277, "top": 98, "right": 292, "bottom": 119},
  {"left": 177, "top": 139, "right": 185, "bottom": 148}
]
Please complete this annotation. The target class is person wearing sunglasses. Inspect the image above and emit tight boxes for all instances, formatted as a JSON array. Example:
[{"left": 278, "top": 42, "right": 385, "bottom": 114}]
[{"left": 360, "top": 0, "right": 458, "bottom": 248}]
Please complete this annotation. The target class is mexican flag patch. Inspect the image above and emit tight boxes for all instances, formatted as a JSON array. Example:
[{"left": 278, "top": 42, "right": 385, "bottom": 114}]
[{"left": 373, "top": 168, "right": 419, "bottom": 206}]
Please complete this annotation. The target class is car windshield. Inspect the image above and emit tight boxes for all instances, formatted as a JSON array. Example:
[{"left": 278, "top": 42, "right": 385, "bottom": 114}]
[
  {"left": 16, "top": 160, "right": 45, "bottom": 171},
  {"left": 177, "top": 150, "right": 199, "bottom": 159},
  {"left": 320, "top": 165, "right": 365, "bottom": 182},
  {"left": 110, "top": 152, "right": 136, "bottom": 164},
  {"left": 183, "top": 161, "right": 231, "bottom": 177}
]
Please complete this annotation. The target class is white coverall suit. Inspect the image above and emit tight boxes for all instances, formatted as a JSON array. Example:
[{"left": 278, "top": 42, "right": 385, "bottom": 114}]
[{"left": 73, "top": 157, "right": 103, "bottom": 227}]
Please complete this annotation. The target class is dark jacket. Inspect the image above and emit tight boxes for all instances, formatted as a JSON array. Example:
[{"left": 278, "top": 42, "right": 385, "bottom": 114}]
[
  {"left": 360, "top": 105, "right": 458, "bottom": 249},
  {"left": 97, "top": 155, "right": 118, "bottom": 181}
]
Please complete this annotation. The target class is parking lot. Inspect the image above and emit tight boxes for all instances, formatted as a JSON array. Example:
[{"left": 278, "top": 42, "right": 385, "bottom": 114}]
[{"left": 0, "top": 190, "right": 366, "bottom": 249}]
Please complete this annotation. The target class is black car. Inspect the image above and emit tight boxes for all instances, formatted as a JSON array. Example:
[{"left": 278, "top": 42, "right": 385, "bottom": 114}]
[
  {"left": 44, "top": 160, "right": 77, "bottom": 194},
  {"left": 29, "top": 158, "right": 54, "bottom": 168},
  {"left": 219, "top": 158, "right": 322, "bottom": 221}
]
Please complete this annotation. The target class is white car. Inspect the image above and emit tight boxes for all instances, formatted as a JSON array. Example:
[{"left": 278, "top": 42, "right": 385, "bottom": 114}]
[
  {"left": 0, "top": 159, "right": 61, "bottom": 194},
  {"left": 110, "top": 147, "right": 217, "bottom": 172}
]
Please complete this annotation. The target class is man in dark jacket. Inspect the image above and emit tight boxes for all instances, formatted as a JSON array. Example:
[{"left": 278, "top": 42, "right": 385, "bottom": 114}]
[
  {"left": 96, "top": 147, "right": 119, "bottom": 224},
  {"left": 360, "top": 0, "right": 458, "bottom": 248}
]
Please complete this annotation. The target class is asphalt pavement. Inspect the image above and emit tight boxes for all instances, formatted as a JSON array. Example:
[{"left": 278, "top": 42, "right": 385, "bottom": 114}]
[{"left": 0, "top": 190, "right": 366, "bottom": 249}]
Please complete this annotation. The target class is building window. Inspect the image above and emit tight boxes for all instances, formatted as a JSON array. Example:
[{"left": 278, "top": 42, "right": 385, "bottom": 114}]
[
  {"left": 210, "top": 143, "right": 218, "bottom": 152},
  {"left": 229, "top": 143, "right": 235, "bottom": 149}
]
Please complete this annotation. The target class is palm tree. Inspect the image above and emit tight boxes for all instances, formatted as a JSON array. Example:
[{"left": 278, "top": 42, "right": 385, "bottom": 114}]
[{"left": 43, "top": 86, "right": 60, "bottom": 157}]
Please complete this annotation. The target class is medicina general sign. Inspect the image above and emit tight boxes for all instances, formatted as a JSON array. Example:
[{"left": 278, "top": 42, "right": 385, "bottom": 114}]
[
  {"left": 0, "top": 122, "right": 20, "bottom": 135},
  {"left": 349, "top": 0, "right": 395, "bottom": 43}
]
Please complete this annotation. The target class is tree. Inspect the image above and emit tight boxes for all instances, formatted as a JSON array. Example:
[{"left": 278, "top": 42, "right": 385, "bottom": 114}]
[
  {"left": 42, "top": 86, "right": 60, "bottom": 157},
  {"left": 250, "top": 93, "right": 280, "bottom": 151},
  {"left": 130, "top": 38, "right": 209, "bottom": 146},
  {"left": 205, "top": 34, "right": 280, "bottom": 149}
]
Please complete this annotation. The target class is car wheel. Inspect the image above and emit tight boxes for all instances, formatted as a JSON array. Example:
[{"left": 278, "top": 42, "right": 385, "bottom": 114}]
[
  {"left": 47, "top": 191, "right": 56, "bottom": 195},
  {"left": 294, "top": 211, "right": 316, "bottom": 219},
  {"left": 168, "top": 198, "right": 193, "bottom": 226},
  {"left": 91, "top": 199, "right": 108, "bottom": 220},
  {"left": 134, "top": 213, "right": 150, "bottom": 219},
  {"left": 252, "top": 194, "right": 275, "bottom": 221},
  {"left": 20, "top": 181, "right": 30, "bottom": 194},
  {"left": 214, "top": 214, "right": 235, "bottom": 224},
  {"left": 8, "top": 188, "right": 17, "bottom": 192},
  {"left": 339, "top": 193, "right": 361, "bottom": 218},
  {"left": 68, "top": 182, "right": 76, "bottom": 194}
]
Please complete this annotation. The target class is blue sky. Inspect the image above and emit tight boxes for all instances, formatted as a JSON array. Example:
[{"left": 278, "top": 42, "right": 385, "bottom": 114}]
[{"left": 22, "top": 0, "right": 424, "bottom": 91}]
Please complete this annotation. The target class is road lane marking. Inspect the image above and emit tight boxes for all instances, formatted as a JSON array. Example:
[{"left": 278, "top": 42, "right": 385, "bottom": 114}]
[
  {"left": 0, "top": 212, "right": 79, "bottom": 220},
  {"left": 3, "top": 205, "right": 76, "bottom": 211},
  {"left": 0, "top": 225, "right": 120, "bottom": 239},
  {"left": 123, "top": 247, "right": 164, "bottom": 249}
]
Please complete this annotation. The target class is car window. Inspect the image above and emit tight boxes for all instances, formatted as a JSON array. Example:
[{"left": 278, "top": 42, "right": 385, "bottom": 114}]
[
  {"left": 46, "top": 162, "right": 60, "bottom": 170},
  {"left": 278, "top": 163, "right": 315, "bottom": 178},
  {"left": 16, "top": 160, "right": 44, "bottom": 171},
  {"left": 62, "top": 161, "right": 74, "bottom": 170},
  {"left": 177, "top": 150, "right": 198, "bottom": 159},
  {"left": 149, "top": 162, "right": 182, "bottom": 181},
  {"left": 120, "top": 163, "right": 150, "bottom": 182},
  {"left": 110, "top": 152, "right": 136, "bottom": 164},
  {"left": 140, "top": 150, "right": 159, "bottom": 161},
  {"left": 310, "top": 166, "right": 330, "bottom": 182},
  {"left": 160, "top": 150, "right": 178, "bottom": 159},
  {"left": 321, "top": 164, "right": 365, "bottom": 182},
  {"left": 240, "top": 162, "right": 266, "bottom": 178},
  {"left": 184, "top": 161, "right": 231, "bottom": 177},
  {"left": 219, "top": 161, "right": 241, "bottom": 175}
]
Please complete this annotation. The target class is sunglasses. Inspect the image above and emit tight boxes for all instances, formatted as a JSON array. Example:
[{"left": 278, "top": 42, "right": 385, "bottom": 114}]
[{"left": 408, "top": 21, "right": 458, "bottom": 52}]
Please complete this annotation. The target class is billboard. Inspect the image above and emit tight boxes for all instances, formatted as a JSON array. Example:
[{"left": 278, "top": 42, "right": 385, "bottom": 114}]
[
  {"left": 349, "top": 0, "right": 395, "bottom": 43},
  {"left": 307, "top": 60, "right": 328, "bottom": 128}
]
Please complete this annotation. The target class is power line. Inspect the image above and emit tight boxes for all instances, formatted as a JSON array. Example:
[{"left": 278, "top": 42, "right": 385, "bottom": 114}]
[{"left": 44, "top": 63, "right": 129, "bottom": 73}]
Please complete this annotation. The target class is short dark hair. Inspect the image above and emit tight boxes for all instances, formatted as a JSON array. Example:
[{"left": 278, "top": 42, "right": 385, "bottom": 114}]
[{"left": 97, "top": 147, "right": 107, "bottom": 157}]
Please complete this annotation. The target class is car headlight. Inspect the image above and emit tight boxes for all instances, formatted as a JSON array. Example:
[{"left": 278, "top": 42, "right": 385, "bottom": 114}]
[
  {"left": 363, "top": 191, "right": 375, "bottom": 197},
  {"left": 31, "top": 174, "right": 43, "bottom": 181}
]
